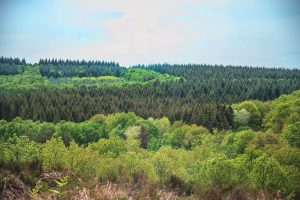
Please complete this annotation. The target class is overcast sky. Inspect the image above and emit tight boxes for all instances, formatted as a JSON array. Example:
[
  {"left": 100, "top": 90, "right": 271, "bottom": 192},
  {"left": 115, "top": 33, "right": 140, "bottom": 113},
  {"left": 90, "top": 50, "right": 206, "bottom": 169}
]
[{"left": 0, "top": 0, "right": 299, "bottom": 67}]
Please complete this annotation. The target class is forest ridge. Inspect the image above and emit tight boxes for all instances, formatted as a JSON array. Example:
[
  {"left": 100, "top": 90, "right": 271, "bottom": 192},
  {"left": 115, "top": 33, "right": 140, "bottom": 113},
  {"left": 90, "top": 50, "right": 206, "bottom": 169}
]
[{"left": 1, "top": 57, "right": 299, "bottom": 129}]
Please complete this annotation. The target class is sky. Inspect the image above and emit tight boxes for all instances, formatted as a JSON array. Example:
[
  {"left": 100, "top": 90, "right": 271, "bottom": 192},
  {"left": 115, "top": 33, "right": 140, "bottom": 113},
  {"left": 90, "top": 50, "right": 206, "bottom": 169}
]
[{"left": 0, "top": 0, "right": 299, "bottom": 68}]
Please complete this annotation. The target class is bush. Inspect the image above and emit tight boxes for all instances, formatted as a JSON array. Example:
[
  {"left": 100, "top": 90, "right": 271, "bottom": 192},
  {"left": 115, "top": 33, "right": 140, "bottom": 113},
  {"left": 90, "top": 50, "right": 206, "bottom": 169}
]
[
  {"left": 282, "top": 122, "right": 300, "bottom": 148},
  {"left": 41, "top": 137, "right": 68, "bottom": 170},
  {"left": 88, "top": 136, "right": 127, "bottom": 157},
  {"left": 250, "top": 155, "right": 298, "bottom": 195},
  {"left": 190, "top": 155, "right": 245, "bottom": 190}
]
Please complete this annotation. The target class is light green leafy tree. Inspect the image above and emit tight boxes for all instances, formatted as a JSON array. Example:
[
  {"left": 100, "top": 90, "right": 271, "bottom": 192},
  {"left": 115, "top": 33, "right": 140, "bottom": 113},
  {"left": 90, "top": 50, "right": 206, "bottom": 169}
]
[
  {"left": 88, "top": 136, "right": 127, "bottom": 157},
  {"left": 264, "top": 90, "right": 300, "bottom": 134},
  {"left": 233, "top": 108, "right": 250, "bottom": 127},
  {"left": 190, "top": 155, "right": 244, "bottom": 190},
  {"left": 152, "top": 117, "right": 171, "bottom": 136},
  {"left": 67, "top": 141, "right": 99, "bottom": 177},
  {"left": 282, "top": 122, "right": 300, "bottom": 148},
  {"left": 222, "top": 129, "right": 255, "bottom": 158},
  {"left": 152, "top": 149, "right": 175, "bottom": 184},
  {"left": 232, "top": 101, "right": 262, "bottom": 130},
  {"left": 184, "top": 124, "right": 209, "bottom": 149},
  {"left": 250, "top": 155, "right": 298, "bottom": 195},
  {"left": 5, "top": 135, "right": 40, "bottom": 162},
  {"left": 41, "top": 137, "right": 68, "bottom": 170}
]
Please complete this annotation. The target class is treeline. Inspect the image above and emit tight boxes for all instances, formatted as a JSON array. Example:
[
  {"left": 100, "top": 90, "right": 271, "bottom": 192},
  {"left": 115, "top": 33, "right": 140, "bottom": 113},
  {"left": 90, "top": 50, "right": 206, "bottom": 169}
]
[
  {"left": 0, "top": 87, "right": 233, "bottom": 130},
  {"left": 0, "top": 56, "right": 26, "bottom": 75},
  {"left": 0, "top": 112, "right": 210, "bottom": 149},
  {"left": 1, "top": 58, "right": 299, "bottom": 102},
  {"left": 39, "top": 58, "right": 123, "bottom": 77},
  {"left": 0, "top": 57, "right": 123, "bottom": 77},
  {"left": 0, "top": 91, "right": 299, "bottom": 199},
  {"left": 139, "top": 63, "right": 300, "bottom": 79},
  {"left": 34, "top": 61, "right": 300, "bottom": 102},
  {"left": 140, "top": 63, "right": 300, "bottom": 101}
]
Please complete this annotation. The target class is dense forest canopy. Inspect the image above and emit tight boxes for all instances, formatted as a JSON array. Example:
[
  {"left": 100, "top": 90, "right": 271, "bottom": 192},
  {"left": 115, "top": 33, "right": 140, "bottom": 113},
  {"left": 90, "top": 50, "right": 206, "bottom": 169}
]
[
  {"left": 1, "top": 90, "right": 300, "bottom": 199},
  {"left": 0, "top": 57, "right": 300, "bottom": 199},
  {"left": 0, "top": 57, "right": 299, "bottom": 130}
]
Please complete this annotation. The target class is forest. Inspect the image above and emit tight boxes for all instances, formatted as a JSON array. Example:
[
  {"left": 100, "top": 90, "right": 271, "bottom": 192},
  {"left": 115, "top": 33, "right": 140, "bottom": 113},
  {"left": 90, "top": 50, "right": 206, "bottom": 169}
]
[{"left": 0, "top": 57, "right": 300, "bottom": 199}]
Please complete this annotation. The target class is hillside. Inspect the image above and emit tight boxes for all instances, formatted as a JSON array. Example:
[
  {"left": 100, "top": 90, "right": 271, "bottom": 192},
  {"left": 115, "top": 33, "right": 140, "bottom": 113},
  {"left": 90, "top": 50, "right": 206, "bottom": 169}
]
[
  {"left": 0, "top": 57, "right": 299, "bottom": 199},
  {"left": 0, "top": 90, "right": 299, "bottom": 199},
  {"left": 1, "top": 58, "right": 299, "bottom": 130}
]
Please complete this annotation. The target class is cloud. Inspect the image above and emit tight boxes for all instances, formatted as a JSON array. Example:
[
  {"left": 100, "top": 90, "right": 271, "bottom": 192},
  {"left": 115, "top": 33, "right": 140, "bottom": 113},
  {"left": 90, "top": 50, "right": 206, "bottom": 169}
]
[
  {"left": 57, "top": 0, "right": 230, "bottom": 65},
  {"left": 1, "top": 0, "right": 299, "bottom": 67}
]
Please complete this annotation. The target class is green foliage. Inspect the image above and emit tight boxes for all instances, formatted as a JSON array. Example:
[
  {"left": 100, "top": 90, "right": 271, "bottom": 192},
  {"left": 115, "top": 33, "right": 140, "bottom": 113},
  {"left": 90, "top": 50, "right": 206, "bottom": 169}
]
[
  {"left": 169, "top": 126, "right": 187, "bottom": 148},
  {"left": 88, "top": 136, "right": 127, "bottom": 157},
  {"left": 222, "top": 129, "right": 255, "bottom": 157},
  {"left": 190, "top": 155, "right": 246, "bottom": 189},
  {"left": 89, "top": 113, "right": 106, "bottom": 121},
  {"left": 249, "top": 131, "right": 282, "bottom": 150},
  {"left": 272, "top": 146, "right": 300, "bottom": 168},
  {"left": 48, "top": 176, "right": 69, "bottom": 197},
  {"left": 123, "top": 68, "right": 162, "bottom": 82},
  {"left": 124, "top": 125, "right": 141, "bottom": 141},
  {"left": 33, "top": 122, "right": 56, "bottom": 143},
  {"left": 119, "top": 152, "right": 158, "bottom": 183},
  {"left": 183, "top": 124, "right": 209, "bottom": 149},
  {"left": 41, "top": 137, "right": 68, "bottom": 170},
  {"left": 67, "top": 141, "right": 99, "bottom": 176},
  {"left": 152, "top": 148, "right": 176, "bottom": 184},
  {"left": 250, "top": 155, "right": 299, "bottom": 195},
  {"left": 0, "top": 65, "right": 181, "bottom": 92},
  {"left": 19, "top": 65, "right": 44, "bottom": 85},
  {"left": 122, "top": 68, "right": 180, "bottom": 83},
  {"left": 1, "top": 58, "right": 299, "bottom": 131},
  {"left": 252, "top": 100, "right": 269, "bottom": 119},
  {"left": 0, "top": 90, "right": 300, "bottom": 199},
  {"left": 233, "top": 108, "right": 250, "bottom": 127},
  {"left": 0, "top": 65, "right": 46, "bottom": 92},
  {"left": 55, "top": 176, "right": 68, "bottom": 187},
  {"left": 38, "top": 58, "right": 122, "bottom": 77},
  {"left": 152, "top": 117, "right": 171, "bottom": 136},
  {"left": 282, "top": 122, "right": 300, "bottom": 148},
  {"left": 3, "top": 135, "right": 40, "bottom": 162},
  {"left": 105, "top": 112, "right": 141, "bottom": 136},
  {"left": 264, "top": 90, "right": 300, "bottom": 133},
  {"left": 0, "top": 119, "right": 108, "bottom": 146},
  {"left": 232, "top": 101, "right": 262, "bottom": 130},
  {"left": 164, "top": 123, "right": 209, "bottom": 149}
]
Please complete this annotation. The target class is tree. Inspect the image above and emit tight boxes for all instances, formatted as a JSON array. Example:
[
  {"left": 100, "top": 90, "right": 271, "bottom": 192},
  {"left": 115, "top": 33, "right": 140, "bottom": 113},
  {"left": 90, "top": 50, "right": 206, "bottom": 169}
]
[
  {"left": 152, "top": 117, "right": 171, "bottom": 135},
  {"left": 264, "top": 90, "right": 300, "bottom": 134},
  {"left": 190, "top": 155, "right": 243, "bottom": 189},
  {"left": 282, "top": 122, "right": 300, "bottom": 148},
  {"left": 250, "top": 155, "right": 298, "bottom": 195},
  {"left": 152, "top": 149, "right": 175, "bottom": 184},
  {"left": 88, "top": 136, "right": 127, "bottom": 157},
  {"left": 5, "top": 135, "right": 40, "bottom": 162},
  {"left": 67, "top": 141, "right": 99, "bottom": 177},
  {"left": 169, "top": 126, "right": 187, "bottom": 148},
  {"left": 233, "top": 108, "right": 250, "bottom": 127},
  {"left": 138, "top": 125, "right": 149, "bottom": 149},
  {"left": 105, "top": 112, "right": 140, "bottom": 137},
  {"left": 89, "top": 114, "right": 106, "bottom": 121},
  {"left": 124, "top": 125, "right": 141, "bottom": 141},
  {"left": 41, "top": 137, "right": 68, "bottom": 170},
  {"left": 222, "top": 130, "right": 255, "bottom": 158},
  {"left": 232, "top": 101, "right": 261, "bottom": 130},
  {"left": 35, "top": 122, "right": 56, "bottom": 143},
  {"left": 183, "top": 124, "right": 209, "bottom": 149}
]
